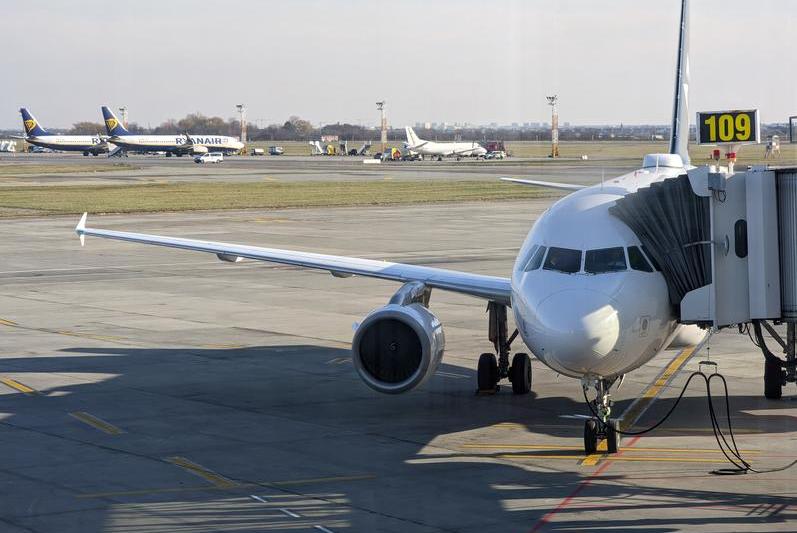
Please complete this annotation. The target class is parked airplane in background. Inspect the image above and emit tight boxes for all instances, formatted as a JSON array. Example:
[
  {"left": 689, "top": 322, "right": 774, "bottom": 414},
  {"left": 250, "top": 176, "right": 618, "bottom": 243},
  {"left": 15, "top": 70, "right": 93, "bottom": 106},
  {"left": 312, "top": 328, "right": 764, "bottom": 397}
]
[
  {"left": 18, "top": 108, "right": 110, "bottom": 156},
  {"left": 101, "top": 107, "right": 244, "bottom": 156},
  {"left": 78, "top": 0, "right": 705, "bottom": 455},
  {"left": 404, "top": 126, "right": 487, "bottom": 160}
]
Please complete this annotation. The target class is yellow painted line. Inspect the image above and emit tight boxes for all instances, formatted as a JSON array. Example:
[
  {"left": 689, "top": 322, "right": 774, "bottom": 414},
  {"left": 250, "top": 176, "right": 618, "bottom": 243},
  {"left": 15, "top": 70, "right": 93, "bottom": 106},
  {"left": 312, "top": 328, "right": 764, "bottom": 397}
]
[
  {"left": 461, "top": 444, "right": 759, "bottom": 454},
  {"left": 0, "top": 318, "right": 18, "bottom": 326},
  {"left": 497, "top": 454, "right": 730, "bottom": 464},
  {"left": 619, "top": 345, "right": 696, "bottom": 430},
  {"left": 581, "top": 441, "right": 607, "bottom": 466},
  {"left": 76, "top": 473, "right": 375, "bottom": 499},
  {"left": 262, "top": 176, "right": 278, "bottom": 181},
  {"left": 0, "top": 377, "right": 37, "bottom": 394},
  {"left": 167, "top": 456, "right": 239, "bottom": 489},
  {"left": 69, "top": 412, "right": 124, "bottom": 435}
]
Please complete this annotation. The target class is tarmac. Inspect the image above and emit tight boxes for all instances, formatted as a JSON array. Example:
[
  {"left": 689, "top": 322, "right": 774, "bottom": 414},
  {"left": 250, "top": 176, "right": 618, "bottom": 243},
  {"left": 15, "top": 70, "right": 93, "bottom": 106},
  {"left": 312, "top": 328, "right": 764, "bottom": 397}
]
[{"left": 0, "top": 159, "right": 795, "bottom": 532}]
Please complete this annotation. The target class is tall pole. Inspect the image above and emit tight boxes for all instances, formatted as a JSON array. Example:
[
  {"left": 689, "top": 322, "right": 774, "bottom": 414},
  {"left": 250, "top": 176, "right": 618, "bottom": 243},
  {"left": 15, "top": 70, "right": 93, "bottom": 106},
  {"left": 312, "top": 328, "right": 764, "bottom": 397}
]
[
  {"left": 376, "top": 100, "right": 387, "bottom": 152},
  {"left": 119, "top": 106, "right": 128, "bottom": 129},
  {"left": 236, "top": 104, "right": 247, "bottom": 144},
  {"left": 546, "top": 96, "right": 559, "bottom": 158}
]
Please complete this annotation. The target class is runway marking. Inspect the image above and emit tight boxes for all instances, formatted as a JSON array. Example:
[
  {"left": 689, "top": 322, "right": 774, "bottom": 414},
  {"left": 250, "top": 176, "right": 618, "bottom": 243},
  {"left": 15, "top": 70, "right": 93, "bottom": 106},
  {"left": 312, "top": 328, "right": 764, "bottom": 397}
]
[
  {"left": 461, "top": 444, "right": 759, "bottom": 454},
  {"left": 69, "top": 412, "right": 124, "bottom": 435},
  {"left": 326, "top": 357, "right": 350, "bottom": 365},
  {"left": 76, "top": 473, "right": 375, "bottom": 499},
  {"left": 0, "top": 377, "right": 37, "bottom": 394},
  {"left": 262, "top": 176, "right": 279, "bottom": 181},
  {"left": 314, "top": 526, "right": 336, "bottom": 533},
  {"left": 581, "top": 440, "right": 607, "bottom": 466},
  {"left": 279, "top": 508, "right": 301, "bottom": 518},
  {"left": 250, "top": 495, "right": 268, "bottom": 503},
  {"left": 0, "top": 317, "right": 18, "bottom": 326},
  {"left": 529, "top": 346, "right": 697, "bottom": 532},
  {"left": 619, "top": 345, "right": 697, "bottom": 430},
  {"left": 166, "top": 456, "right": 239, "bottom": 489}
]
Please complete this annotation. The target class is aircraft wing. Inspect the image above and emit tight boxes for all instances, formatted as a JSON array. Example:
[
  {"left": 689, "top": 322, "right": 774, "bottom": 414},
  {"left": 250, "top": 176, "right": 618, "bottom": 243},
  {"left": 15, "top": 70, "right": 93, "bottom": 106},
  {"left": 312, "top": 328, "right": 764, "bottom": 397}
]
[
  {"left": 500, "top": 177, "right": 586, "bottom": 191},
  {"left": 75, "top": 214, "right": 512, "bottom": 304}
]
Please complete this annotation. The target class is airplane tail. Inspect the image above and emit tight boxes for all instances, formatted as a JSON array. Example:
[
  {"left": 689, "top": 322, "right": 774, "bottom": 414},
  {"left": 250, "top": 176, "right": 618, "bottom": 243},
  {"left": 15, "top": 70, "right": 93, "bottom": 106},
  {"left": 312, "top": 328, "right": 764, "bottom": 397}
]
[
  {"left": 19, "top": 108, "right": 48, "bottom": 137},
  {"left": 101, "top": 106, "right": 131, "bottom": 136},
  {"left": 405, "top": 126, "right": 421, "bottom": 147},
  {"left": 668, "top": 0, "right": 690, "bottom": 165}
]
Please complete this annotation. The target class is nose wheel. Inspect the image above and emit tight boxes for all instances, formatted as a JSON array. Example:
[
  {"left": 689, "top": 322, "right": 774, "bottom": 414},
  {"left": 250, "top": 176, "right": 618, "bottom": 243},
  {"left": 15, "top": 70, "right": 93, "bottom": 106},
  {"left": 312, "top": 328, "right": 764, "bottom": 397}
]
[{"left": 582, "top": 377, "right": 619, "bottom": 455}]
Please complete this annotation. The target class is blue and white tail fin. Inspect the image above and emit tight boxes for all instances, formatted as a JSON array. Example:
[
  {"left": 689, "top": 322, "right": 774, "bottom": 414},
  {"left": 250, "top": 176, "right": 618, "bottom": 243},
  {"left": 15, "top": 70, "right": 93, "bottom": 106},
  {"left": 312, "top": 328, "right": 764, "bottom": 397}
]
[
  {"left": 668, "top": 0, "right": 690, "bottom": 166},
  {"left": 101, "top": 106, "right": 131, "bottom": 136},
  {"left": 20, "top": 108, "right": 48, "bottom": 137}
]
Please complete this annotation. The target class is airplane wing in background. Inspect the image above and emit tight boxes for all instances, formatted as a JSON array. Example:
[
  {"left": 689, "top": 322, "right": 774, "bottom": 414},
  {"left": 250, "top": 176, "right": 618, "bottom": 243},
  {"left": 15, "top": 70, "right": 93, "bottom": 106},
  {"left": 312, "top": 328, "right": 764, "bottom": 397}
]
[
  {"left": 75, "top": 214, "right": 512, "bottom": 304},
  {"left": 500, "top": 177, "right": 586, "bottom": 191}
]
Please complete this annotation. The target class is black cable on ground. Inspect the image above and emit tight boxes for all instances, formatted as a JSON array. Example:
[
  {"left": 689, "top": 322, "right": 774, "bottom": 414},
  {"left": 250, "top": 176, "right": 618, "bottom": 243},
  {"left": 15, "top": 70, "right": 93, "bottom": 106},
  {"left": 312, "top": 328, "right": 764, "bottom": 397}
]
[{"left": 582, "top": 370, "right": 797, "bottom": 475}]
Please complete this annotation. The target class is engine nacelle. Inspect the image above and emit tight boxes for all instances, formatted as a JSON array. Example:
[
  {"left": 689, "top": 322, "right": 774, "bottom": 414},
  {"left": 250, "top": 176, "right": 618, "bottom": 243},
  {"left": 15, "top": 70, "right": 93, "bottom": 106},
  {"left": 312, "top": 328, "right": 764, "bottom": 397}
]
[
  {"left": 352, "top": 303, "right": 445, "bottom": 394},
  {"left": 668, "top": 324, "right": 709, "bottom": 349},
  {"left": 191, "top": 145, "right": 209, "bottom": 155}
]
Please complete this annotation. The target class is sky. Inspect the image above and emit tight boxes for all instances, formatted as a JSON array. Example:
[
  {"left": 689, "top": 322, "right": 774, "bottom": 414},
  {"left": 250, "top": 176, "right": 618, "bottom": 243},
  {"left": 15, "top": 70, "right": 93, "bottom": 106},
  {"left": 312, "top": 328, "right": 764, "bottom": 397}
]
[{"left": 2, "top": 0, "right": 796, "bottom": 130}]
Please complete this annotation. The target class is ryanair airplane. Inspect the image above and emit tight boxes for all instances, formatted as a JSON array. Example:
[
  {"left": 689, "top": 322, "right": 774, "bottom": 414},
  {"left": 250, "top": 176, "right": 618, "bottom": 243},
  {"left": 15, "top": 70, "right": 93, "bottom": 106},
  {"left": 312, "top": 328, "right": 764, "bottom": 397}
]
[
  {"left": 19, "top": 108, "right": 110, "bottom": 156},
  {"left": 101, "top": 107, "right": 245, "bottom": 156}
]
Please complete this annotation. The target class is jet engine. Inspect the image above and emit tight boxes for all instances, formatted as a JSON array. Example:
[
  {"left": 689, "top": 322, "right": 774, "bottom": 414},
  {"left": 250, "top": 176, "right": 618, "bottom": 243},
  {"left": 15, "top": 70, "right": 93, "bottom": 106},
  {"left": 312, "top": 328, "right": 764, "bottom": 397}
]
[{"left": 352, "top": 282, "right": 445, "bottom": 394}]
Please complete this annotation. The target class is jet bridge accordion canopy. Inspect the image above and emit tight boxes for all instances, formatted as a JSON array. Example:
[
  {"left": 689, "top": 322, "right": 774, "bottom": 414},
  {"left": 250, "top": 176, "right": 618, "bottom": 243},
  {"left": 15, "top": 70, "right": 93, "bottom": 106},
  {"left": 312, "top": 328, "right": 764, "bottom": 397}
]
[{"left": 609, "top": 175, "right": 712, "bottom": 312}]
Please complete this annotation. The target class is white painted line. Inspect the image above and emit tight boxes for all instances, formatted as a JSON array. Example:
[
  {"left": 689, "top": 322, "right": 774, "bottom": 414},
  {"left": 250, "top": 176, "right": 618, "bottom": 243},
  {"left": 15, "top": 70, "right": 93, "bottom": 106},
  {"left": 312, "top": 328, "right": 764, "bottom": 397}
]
[
  {"left": 279, "top": 508, "right": 301, "bottom": 518},
  {"left": 250, "top": 495, "right": 268, "bottom": 503},
  {"left": 314, "top": 526, "right": 335, "bottom": 533}
]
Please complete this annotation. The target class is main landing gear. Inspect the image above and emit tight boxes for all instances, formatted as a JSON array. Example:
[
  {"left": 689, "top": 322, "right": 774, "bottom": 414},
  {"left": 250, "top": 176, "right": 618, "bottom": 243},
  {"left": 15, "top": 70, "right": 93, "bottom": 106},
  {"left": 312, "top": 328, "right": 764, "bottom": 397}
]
[
  {"left": 476, "top": 302, "right": 532, "bottom": 395},
  {"left": 582, "top": 377, "right": 619, "bottom": 455}
]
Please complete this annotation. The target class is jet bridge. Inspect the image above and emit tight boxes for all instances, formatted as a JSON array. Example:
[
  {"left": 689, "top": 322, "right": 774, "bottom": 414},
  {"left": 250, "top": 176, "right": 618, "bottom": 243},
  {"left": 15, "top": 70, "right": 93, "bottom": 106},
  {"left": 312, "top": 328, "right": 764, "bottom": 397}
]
[{"left": 611, "top": 165, "right": 797, "bottom": 398}]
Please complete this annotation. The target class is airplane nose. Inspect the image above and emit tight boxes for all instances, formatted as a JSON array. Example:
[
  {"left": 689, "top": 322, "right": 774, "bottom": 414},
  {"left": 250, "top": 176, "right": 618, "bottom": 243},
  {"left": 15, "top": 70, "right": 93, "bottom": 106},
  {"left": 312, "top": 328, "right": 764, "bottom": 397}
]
[{"left": 535, "top": 289, "right": 622, "bottom": 375}]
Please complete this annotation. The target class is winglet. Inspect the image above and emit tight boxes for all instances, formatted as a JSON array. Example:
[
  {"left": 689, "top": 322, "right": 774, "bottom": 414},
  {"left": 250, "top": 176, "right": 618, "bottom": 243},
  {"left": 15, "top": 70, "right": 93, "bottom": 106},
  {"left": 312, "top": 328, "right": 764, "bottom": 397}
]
[{"left": 76, "top": 212, "right": 87, "bottom": 246}]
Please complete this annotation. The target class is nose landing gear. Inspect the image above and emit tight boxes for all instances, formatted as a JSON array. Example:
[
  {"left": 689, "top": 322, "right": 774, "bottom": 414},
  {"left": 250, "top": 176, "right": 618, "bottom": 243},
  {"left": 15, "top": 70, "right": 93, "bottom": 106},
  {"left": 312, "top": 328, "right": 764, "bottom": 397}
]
[
  {"left": 476, "top": 302, "right": 532, "bottom": 395},
  {"left": 582, "top": 377, "right": 619, "bottom": 455}
]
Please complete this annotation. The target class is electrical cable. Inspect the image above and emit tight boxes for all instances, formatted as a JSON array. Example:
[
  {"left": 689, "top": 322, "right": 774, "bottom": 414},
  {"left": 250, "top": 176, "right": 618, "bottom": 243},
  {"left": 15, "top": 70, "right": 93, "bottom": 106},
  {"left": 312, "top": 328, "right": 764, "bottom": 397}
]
[{"left": 582, "top": 370, "right": 797, "bottom": 475}]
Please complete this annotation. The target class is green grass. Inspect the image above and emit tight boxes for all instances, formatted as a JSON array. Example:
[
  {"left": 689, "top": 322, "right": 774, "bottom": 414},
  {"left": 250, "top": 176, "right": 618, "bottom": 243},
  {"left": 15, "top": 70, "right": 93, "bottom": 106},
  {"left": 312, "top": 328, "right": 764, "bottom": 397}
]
[
  {"left": 0, "top": 180, "right": 555, "bottom": 217},
  {"left": 0, "top": 163, "right": 137, "bottom": 177}
]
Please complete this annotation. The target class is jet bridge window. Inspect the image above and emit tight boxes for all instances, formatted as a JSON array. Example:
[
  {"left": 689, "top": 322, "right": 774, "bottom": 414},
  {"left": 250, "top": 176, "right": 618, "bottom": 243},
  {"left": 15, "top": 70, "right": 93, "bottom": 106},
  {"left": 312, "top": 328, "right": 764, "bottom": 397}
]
[
  {"left": 627, "top": 246, "right": 654, "bottom": 272},
  {"left": 543, "top": 247, "right": 582, "bottom": 274},
  {"left": 523, "top": 245, "right": 547, "bottom": 271},
  {"left": 584, "top": 247, "right": 627, "bottom": 274}
]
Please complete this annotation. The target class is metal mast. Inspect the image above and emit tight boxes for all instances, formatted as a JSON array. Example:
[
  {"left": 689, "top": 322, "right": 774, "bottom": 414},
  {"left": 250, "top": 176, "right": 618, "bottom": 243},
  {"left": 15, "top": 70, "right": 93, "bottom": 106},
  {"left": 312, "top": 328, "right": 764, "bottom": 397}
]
[
  {"left": 236, "top": 104, "right": 247, "bottom": 144},
  {"left": 118, "top": 106, "right": 128, "bottom": 129},
  {"left": 376, "top": 100, "right": 387, "bottom": 153},
  {"left": 546, "top": 96, "right": 559, "bottom": 158}
]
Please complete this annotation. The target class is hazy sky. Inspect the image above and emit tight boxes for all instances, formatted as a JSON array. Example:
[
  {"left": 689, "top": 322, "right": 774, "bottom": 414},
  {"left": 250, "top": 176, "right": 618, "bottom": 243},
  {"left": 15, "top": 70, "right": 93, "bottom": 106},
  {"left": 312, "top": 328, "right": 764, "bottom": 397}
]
[{"left": 3, "top": 0, "right": 795, "bottom": 130}]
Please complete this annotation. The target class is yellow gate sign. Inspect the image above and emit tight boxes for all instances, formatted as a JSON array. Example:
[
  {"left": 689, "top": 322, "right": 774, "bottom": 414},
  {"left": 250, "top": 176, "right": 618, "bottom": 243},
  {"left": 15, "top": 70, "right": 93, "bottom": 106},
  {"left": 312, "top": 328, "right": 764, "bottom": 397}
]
[{"left": 696, "top": 110, "right": 760, "bottom": 145}]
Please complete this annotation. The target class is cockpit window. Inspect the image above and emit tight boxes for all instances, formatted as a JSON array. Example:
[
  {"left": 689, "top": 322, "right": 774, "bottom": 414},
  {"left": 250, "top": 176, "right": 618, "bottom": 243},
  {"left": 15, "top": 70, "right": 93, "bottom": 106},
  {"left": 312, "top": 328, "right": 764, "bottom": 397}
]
[
  {"left": 641, "top": 245, "right": 662, "bottom": 271},
  {"left": 628, "top": 246, "right": 654, "bottom": 272},
  {"left": 584, "top": 247, "right": 627, "bottom": 274},
  {"left": 523, "top": 245, "right": 547, "bottom": 271},
  {"left": 543, "top": 247, "right": 582, "bottom": 274}
]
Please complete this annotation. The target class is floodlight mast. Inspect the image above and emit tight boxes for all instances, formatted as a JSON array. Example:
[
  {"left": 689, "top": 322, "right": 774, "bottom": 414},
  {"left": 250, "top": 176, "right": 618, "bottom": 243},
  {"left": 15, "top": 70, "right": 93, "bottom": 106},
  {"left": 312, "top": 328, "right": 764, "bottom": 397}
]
[
  {"left": 119, "top": 106, "right": 128, "bottom": 129},
  {"left": 546, "top": 95, "right": 559, "bottom": 158},
  {"left": 236, "top": 104, "right": 247, "bottom": 145},
  {"left": 376, "top": 100, "right": 387, "bottom": 153}
]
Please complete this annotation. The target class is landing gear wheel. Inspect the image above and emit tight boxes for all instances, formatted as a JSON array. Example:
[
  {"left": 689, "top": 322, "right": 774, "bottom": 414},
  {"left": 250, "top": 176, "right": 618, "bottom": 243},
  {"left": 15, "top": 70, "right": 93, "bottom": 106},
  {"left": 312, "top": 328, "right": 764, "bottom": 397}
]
[
  {"left": 584, "top": 419, "right": 598, "bottom": 455},
  {"left": 764, "top": 359, "right": 784, "bottom": 399},
  {"left": 477, "top": 353, "right": 499, "bottom": 391},
  {"left": 509, "top": 353, "right": 532, "bottom": 395},
  {"left": 605, "top": 419, "right": 618, "bottom": 454}
]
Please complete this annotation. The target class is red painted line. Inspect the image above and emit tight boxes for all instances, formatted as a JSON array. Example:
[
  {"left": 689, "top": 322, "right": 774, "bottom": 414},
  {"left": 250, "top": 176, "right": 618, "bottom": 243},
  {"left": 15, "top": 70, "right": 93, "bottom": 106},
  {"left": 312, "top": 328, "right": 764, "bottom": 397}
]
[{"left": 529, "top": 436, "right": 641, "bottom": 533}]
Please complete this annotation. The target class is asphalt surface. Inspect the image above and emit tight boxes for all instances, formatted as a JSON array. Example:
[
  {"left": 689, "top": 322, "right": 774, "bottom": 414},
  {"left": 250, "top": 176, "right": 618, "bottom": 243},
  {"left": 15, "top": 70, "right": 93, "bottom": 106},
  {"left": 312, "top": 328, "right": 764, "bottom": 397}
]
[
  {"left": 1, "top": 197, "right": 795, "bottom": 532},
  {"left": 0, "top": 152, "right": 634, "bottom": 187}
]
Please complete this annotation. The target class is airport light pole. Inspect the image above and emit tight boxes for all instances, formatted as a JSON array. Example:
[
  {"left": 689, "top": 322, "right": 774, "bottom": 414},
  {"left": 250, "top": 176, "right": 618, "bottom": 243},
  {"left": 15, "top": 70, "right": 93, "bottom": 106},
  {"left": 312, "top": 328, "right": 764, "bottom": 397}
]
[
  {"left": 236, "top": 104, "right": 247, "bottom": 145},
  {"left": 119, "top": 106, "right": 128, "bottom": 129},
  {"left": 376, "top": 100, "right": 387, "bottom": 153},
  {"left": 546, "top": 95, "right": 559, "bottom": 158}
]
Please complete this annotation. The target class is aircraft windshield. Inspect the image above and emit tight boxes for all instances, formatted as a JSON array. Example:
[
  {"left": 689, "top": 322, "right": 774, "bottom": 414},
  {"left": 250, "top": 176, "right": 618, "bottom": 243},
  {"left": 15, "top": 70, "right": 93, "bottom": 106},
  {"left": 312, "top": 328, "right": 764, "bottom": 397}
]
[
  {"left": 523, "top": 245, "right": 547, "bottom": 271},
  {"left": 543, "top": 247, "right": 582, "bottom": 274},
  {"left": 584, "top": 247, "right": 627, "bottom": 274},
  {"left": 627, "top": 246, "right": 654, "bottom": 272}
]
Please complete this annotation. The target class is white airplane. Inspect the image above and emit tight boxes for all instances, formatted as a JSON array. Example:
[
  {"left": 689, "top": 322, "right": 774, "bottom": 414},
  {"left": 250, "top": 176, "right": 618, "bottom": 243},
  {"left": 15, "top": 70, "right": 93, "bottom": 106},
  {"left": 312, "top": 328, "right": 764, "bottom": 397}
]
[
  {"left": 101, "top": 107, "right": 245, "bottom": 156},
  {"left": 18, "top": 108, "right": 110, "bottom": 156},
  {"left": 404, "top": 126, "right": 487, "bottom": 160},
  {"left": 77, "top": 0, "right": 704, "bottom": 454}
]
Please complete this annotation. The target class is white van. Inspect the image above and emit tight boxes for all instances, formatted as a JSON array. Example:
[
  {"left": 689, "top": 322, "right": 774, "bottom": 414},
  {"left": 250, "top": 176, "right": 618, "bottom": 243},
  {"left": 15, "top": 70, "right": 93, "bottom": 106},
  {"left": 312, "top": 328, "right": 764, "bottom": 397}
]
[{"left": 194, "top": 152, "right": 224, "bottom": 164}]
